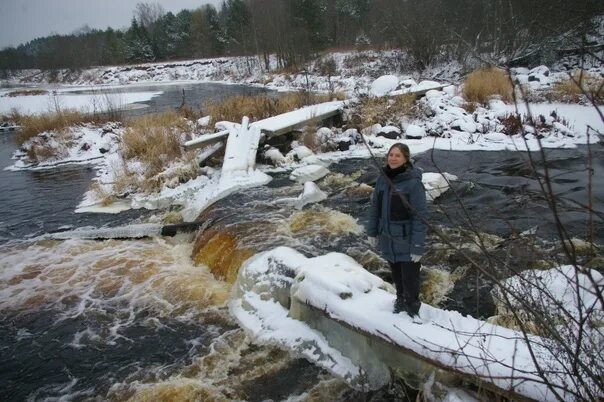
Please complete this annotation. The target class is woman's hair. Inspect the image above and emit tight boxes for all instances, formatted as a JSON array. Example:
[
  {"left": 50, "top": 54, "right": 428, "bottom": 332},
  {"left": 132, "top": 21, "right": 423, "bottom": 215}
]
[{"left": 387, "top": 143, "right": 411, "bottom": 162}]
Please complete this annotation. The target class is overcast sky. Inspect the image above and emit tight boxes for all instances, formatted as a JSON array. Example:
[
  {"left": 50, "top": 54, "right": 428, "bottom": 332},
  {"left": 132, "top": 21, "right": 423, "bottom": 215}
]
[{"left": 0, "top": 0, "right": 220, "bottom": 49}]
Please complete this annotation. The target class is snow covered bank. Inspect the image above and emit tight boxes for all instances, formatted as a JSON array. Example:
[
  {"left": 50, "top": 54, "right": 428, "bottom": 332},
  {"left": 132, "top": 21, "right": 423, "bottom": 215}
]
[{"left": 231, "top": 247, "right": 602, "bottom": 400}]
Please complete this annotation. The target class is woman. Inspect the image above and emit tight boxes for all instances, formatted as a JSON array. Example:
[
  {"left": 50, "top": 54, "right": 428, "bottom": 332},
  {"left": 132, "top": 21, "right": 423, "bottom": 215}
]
[{"left": 367, "top": 143, "right": 427, "bottom": 317}]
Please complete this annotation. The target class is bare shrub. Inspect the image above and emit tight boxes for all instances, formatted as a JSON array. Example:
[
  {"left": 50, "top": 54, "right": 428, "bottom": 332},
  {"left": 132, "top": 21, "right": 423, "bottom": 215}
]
[
  {"left": 549, "top": 70, "right": 604, "bottom": 104},
  {"left": 462, "top": 66, "right": 513, "bottom": 105},
  {"left": 499, "top": 114, "right": 523, "bottom": 135}
]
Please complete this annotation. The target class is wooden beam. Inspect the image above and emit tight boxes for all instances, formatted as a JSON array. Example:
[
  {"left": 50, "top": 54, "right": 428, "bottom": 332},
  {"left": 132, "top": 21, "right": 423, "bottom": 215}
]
[
  {"left": 183, "top": 129, "right": 229, "bottom": 151},
  {"left": 256, "top": 108, "right": 341, "bottom": 137}
]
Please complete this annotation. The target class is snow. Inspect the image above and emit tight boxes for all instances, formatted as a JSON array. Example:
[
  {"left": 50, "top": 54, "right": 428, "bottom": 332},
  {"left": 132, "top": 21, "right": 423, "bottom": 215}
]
[
  {"left": 370, "top": 75, "right": 399, "bottom": 97},
  {"left": 252, "top": 101, "right": 345, "bottom": 133},
  {"left": 495, "top": 265, "right": 604, "bottom": 321},
  {"left": 423, "top": 172, "right": 458, "bottom": 202},
  {"left": 0, "top": 89, "right": 162, "bottom": 115},
  {"left": 289, "top": 164, "right": 330, "bottom": 183},
  {"left": 231, "top": 246, "right": 593, "bottom": 400},
  {"left": 503, "top": 103, "right": 604, "bottom": 136},
  {"left": 405, "top": 124, "right": 426, "bottom": 139}
]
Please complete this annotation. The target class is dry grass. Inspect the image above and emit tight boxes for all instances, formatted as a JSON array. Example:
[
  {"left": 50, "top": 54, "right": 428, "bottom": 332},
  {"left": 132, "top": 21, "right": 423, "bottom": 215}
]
[
  {"left": 89, "top": 181, "right": 115, "bottom": 206},
  {"left": 14, "top": 110, "right": 88, "bottom": 145},
  {"left": 122, "top": 112, "right": 189, "bottom": 185},
  {"left": 204, "top": 92, "right": 346, "bottom": 125},
  {"left": 463, "top": 66, "right": 513, "bottom": 105},
  {"left": 12, "top": 105, "right": 123, "bottom": 145},
  {"left": 551, "top": 70, "right": 604, "bottom": 103},
  {"left": 6, "top": 89, "right": 48, "bottom": 97},
  {"left": 353, "top": 94, "right": 417, "bottom": 128},
  {"left": 23, "top": 129, "right": 74, "bottom": 162}
]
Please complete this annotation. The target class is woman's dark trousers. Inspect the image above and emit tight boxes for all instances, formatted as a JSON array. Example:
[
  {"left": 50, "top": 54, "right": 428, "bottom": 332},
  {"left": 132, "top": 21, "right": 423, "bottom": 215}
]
[{"left": 389, "top": 261, "right": 421, "bottom": 315}]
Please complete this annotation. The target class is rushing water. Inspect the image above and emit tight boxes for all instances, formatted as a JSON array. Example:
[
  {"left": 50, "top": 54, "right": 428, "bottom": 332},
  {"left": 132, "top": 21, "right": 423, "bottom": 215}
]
[{"left": 1, "top": 83, "right": 603, "bottom": 400}]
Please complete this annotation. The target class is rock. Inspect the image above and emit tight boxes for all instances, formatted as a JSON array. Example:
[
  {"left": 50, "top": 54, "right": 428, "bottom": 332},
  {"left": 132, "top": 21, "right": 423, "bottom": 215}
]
[
  {"left": 99, "top": 147, "right": 109, "bottom": 154},
  {"left": 450, "top": 96, "right": 465, "bottom": 107},
  {"left": 80, "top": 143, "right": 91, "bottom": 151},
  {"left": 295, "top": 181, "right": 328, "bottom": 209},
  {"left": 264, "top": 146, "right": 286, "bottom": 165},
  {"left": 291, "top": 145, "right": 314, "bottom": 160},
  {"left": 425, "top": 89, "right": 442, "bottom": 99},
  {"left": 197, "top": 116, "right": 211, "bottom": 126},
  {"left": 400, "top": 78, "right": 417, "bottom": 88},
  {"left": 484, "top": 132, "right": 509, "bottom": 142},
  {"left": 370, "top": 75, "right": 399, "bottom": 97},
  {"left": 361, "top": 123, "right": 382, "bottom": 137},
  {"left": 290, "top": 165, "right": 330, "bottom": 183},
  {"left": 405, "top": 124, "right": 426, "bottom": 139},
  {"left": 530, "top": 65, "right": 550, "bottom": 77},
  {"left": 338, "top": 140, "right": 351, "bottom": 151},
  {"left": 376, "top": 125, "right": 401, "bottom": 139},
  {"left": 450, "top": 119, "right": 477, "bottom": 133}
]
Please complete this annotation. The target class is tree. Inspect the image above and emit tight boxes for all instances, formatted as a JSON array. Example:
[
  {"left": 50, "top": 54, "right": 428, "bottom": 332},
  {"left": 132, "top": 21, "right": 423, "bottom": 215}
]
[{"left": 124, "top": 18, "right": 155, "bottom": 62}]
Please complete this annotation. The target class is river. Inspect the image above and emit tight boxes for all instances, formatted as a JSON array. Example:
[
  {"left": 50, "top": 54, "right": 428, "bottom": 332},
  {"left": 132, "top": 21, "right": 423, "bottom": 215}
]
[{"left": 0, "top": 83, "right": 602, "bottom": 401}]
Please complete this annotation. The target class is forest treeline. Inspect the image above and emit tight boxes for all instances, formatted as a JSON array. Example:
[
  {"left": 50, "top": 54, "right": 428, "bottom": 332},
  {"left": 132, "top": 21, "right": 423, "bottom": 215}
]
[{"left": 1, "top": 0, "right": 602, "bottom": 72}]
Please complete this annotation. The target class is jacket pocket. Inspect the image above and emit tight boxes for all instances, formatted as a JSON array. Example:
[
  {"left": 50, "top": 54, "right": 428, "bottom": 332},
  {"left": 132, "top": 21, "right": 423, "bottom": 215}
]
[
  {"left": 390, "top": 192, "right": 410, "bottom": 221},
  {"left": 388, "top": 222, "right": 411, "bottom": 254}
]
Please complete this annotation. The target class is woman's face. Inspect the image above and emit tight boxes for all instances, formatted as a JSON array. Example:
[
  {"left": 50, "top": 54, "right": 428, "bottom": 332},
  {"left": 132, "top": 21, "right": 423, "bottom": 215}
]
[{"left": 387, "top": 147, "right": 407, "bottom": 169}]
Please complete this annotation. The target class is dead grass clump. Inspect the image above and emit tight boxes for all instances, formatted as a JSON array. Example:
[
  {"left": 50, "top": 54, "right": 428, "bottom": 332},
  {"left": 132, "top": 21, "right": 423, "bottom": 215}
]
[
  {"left": 6, "top": 89, "right": 48, "bottom": 97},
  {"left": 204, "top": 92, "right": 346, "bottom": 125},
  {"left": 23, "top": 129, "right": 74, "bottom": 162},
  {"left": 499, "top": 114, "right": 523, "bottom": 136},
  {"left": 354, "top": 94, "right": 417, "bottom": 127},
  {"left": 463, "top": 67, "right": 513, "bottom": 105},
  {"left": 122, "top": 112, "right": 188, "bottom": 182},
  {"left": 551, "top": 70, "right": 604, "bottom": 103},
  {"left": 177, "top": 105, "right": 201, "bottom": 120},
  {"left": 90, "top": 181, "right": 115, "bottom": 206},
  {"left": 301, "top": 126, "right": 320, "bottom": 152},
  {"left": 204, "top": 95, "right": 275, "bottom": 124},
  {"left": 462, "top": 102, "right": 477, "bottom": 114},
  {"left": 15, "top": 110, "right": 87, "bottom": 145}
]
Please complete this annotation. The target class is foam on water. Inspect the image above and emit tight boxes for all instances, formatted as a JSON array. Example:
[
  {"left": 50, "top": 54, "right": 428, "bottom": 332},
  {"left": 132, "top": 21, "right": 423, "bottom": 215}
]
[{"left": 0, "top": 236, "right": 230, "bottom": 322}]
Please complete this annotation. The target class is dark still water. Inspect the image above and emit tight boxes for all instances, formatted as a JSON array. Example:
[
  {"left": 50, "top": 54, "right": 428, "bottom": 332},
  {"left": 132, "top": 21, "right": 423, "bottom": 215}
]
[
  {"left": 412, "top": 146, "right": 604, "bottom": 242},
  {"left": 0, "top": 131, "right": 148, "bottom": 243}
]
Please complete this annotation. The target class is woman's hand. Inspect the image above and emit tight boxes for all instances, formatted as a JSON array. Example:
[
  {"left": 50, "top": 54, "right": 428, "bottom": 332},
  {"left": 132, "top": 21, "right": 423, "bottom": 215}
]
[
  {"left": 411, "top": 254, "right": 422, "bottom": 262},
  {"left": 368, "top": 236, "right": 378, "bottom": 248}
]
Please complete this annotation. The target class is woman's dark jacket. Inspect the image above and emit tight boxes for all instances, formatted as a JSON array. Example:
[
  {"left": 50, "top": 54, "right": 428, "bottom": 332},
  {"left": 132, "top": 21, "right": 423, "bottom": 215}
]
[{"left": 367, "top": 164, "right": 427, "bottom": 262}]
